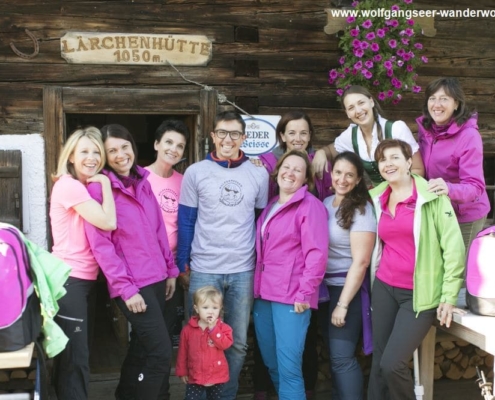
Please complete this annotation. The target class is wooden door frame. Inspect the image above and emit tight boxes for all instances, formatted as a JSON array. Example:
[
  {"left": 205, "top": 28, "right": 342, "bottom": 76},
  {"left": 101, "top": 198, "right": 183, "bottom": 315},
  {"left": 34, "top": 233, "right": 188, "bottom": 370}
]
[{"left": 42, "top": 85, "right": 217, "bottom": 246}]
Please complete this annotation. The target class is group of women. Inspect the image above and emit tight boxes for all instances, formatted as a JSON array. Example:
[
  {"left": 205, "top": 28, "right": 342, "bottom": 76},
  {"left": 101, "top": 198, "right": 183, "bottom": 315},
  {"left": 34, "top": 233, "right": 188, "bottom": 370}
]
[
  {"left": 47, "top": 75, "right": 488, "bottom": 400},
  {"left": 252, "top": 77, "right": 488, "bottom": 400}
]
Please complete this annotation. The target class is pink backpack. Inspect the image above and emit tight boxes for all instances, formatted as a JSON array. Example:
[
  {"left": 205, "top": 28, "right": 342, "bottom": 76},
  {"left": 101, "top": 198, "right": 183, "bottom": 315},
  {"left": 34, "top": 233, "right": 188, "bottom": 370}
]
[
  {"left": 466, "top": 225, "right": 495, "bottom": 316},
  {"left": 0, "top": 223, "right": 41, "bottom": 351}
]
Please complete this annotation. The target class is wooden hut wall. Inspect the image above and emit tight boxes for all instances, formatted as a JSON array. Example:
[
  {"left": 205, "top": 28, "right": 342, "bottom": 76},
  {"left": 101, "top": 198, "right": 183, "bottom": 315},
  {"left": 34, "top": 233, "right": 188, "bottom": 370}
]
[{"left": 1, "top": 0, "right": 494, "bottom": 156}]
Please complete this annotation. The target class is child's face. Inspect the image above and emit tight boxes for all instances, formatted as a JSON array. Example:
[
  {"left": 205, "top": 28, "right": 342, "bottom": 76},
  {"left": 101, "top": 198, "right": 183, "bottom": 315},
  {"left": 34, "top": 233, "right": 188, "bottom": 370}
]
[{"left": 194, "top": 298, "right": 221, "bottom": 324}]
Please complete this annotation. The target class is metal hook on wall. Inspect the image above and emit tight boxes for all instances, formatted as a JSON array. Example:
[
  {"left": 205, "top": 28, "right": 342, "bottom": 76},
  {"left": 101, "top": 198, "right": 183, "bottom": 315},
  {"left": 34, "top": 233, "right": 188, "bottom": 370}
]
[{"left": 10, "top": 29, "right": 40, "bottom": 59}]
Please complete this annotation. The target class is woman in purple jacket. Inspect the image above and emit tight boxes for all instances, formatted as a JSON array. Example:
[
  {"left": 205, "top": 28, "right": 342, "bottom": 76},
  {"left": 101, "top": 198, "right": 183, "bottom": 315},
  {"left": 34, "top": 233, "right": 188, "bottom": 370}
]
[
  {"left": 253, "top": 150, "right": 329, "bottom": 400},
  {"left": 84, "top": 124, "right": 179, "bottom": 400},
  {"left": 417, "top": 77, "right": 490, "bottom": 248}
]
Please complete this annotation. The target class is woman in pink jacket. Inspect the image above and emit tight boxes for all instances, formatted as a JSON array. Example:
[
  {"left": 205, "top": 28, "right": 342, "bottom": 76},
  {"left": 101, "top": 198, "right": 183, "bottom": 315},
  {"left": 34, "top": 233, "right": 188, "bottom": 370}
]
[
  {"left": 253, "top": 150, "right": 328, "bottom": 400},
  {"left": 417, "top": 77, "right": 490, "bottom": 248},
  {"left": 84, "top": 124, "right": 179, "bottom": 400}
]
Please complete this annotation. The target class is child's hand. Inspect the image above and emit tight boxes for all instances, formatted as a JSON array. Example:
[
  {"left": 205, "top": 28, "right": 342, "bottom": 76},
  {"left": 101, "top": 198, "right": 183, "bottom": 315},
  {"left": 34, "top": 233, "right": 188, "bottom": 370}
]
[
  {"left": 207, "top": 316, "right": 218, "bottom": 329},
  {"left": 180, "top": 376, "right": 189, "bottom": 384}
]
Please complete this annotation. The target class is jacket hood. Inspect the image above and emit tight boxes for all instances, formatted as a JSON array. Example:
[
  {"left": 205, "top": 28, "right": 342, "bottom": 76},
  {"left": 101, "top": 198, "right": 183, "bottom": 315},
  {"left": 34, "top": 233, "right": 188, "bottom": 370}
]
[{"left": 416, "top": 114, "right": 478, "bottom": 140}]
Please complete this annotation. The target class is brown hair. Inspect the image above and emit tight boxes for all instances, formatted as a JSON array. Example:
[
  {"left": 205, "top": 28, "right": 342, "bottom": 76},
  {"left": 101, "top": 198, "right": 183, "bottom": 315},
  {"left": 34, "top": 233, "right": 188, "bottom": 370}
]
[
  {"left": 374, "top": 139, "right": 413, "bottom": 163},
  {"left": 276, "top": 111, "right": 315, "bottom": 152},
  {"left": 100, "top": 123, "right": 141, "bottom": 178},
  {"left": 342, "top": 85, "right": 386, "bottom": 141},
  {"left": 332, "top": 152, "right": 371, "bottom": 230},
  {"left": 420, "top": 77, "right": 474, "bottom": 130},
  {"left": 271, "top": 149, "right": 314, "bottom": 192}
]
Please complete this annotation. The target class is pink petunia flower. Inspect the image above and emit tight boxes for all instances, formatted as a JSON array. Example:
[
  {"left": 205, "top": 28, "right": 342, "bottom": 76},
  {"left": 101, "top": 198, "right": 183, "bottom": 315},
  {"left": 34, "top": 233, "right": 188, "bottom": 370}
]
[
  {"left": 329, "top": 69, "right": 339, "bottom": 80},
  {"left": 384, "top": 60, "right": 393, "bottom": 69},
  {"left": 402, "top": 53, "right": 412, "bottom": 61},
  {"left": 360, "top": 41, "right": 370, "bottom": 50},
  {"left": 387, "top": 90, "right": 394, "bottom": 98},
  {"left": 386, "top": 19, "right": 399, "bottom": 28},
  {"left": 391, "top": 5, "right": 400, "bottom": 11},
  {"left": 352, "top": 39, "right": 361, "bottom": 49},
  {"left": 365, "top": 32, "right": 376, "bottom": 41},
  {"left": 344, "top": 67, "right": 351, "bottom": 73},
  {"left": 406, "top": 64, "right": 414, "bottom": 72},
  {"left": 401, "top": 38, "right": 410, "bottom": 45},
  {"left": 376, "top": 29, "right": 386, "bottom": 38},
  {"left": 350, "top": 28, "right": 360, "bottom": 37},
  {"left": 397, "top": 60, "right": 404, "bottom": 67},
  {"left": 414, "top": 43, "right": 423, "bottom": 50},
  {"left": 371, "top": 42, "right": 380, "bottom": 52},
  {"left": 392, "top": 99, "right": 400, "bottom": 105},
  {"left": 413, "top": 85, "right": 422, "bottom": 93},
  {"left": 347, "top": 16, "right": 356, "bottom": 23},
  {"left": 351, "top": 1, "right": 360, "bottom": 7},
  {"left": 404, "top": 0, "right": 413, "bottom": 4},
  {"left": 407, "top": 19, "right": 415, "bottom": 25},
  {"left": 405, "top": 28, "right": 414, "bottom": 36},
  {"left": 388, "top": 39, "right": 397, "bottom": 48},
  {"left": 373, "top": 54, "right": 383, "bottom": 62},
  {"left": 354, "top": 61, "right": 363, "bottom": 70},
  {"left": 339, "top": 56, "right": 346, "bottom": 65},
  {"left": 336, "top": 89, "right": 344, "bottom": 96},
  {"left": 421, "top": 56, "right": 428, "bottom": 63},
  {"left": 386, "top": 69, "right": 394, "bottom": 77},
  {"left": 397, "top": 48, "right": 406, "bottom": 57},
  {"left": 354, "top": 49, "right": 364, "bottom": 57},
  {"left": 378, "top": 92, "right": 386, "bottom": 101},
  {"left": 361, "top": 69, "right": 373, "bottom": 79},
  {"left": 365, "top": 60, "right": 374, "bottom": 69},
  {"left": 373, "top": 80, "right": 380, "bottom": 86},
  {"left": 362, "top": 19, "right": 373, "bottom": 29}
]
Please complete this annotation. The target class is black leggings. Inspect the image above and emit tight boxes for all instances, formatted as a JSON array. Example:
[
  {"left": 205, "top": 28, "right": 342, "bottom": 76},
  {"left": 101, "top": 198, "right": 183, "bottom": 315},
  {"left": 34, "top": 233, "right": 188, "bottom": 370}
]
[{"left": 184, "top": 383, "right": 224, "bottom": 400}]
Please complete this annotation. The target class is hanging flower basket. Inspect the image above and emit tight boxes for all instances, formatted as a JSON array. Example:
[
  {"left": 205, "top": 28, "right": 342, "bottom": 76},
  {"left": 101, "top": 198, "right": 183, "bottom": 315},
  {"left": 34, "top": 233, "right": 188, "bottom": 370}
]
[{"left": 328, "top": 0, "right": 428, "bottom": 104}]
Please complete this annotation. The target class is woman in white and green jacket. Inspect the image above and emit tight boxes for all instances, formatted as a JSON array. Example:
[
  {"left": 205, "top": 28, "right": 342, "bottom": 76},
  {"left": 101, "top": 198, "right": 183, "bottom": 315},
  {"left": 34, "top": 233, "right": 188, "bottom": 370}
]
[{"left": 367, "top": 139, "right": 465, "bottom": 400}]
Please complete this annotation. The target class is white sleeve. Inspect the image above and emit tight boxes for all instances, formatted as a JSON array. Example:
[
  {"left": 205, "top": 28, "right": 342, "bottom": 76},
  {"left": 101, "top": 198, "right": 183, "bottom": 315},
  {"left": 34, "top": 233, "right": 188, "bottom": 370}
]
[
  {"left": 334, "top": 125, "right": 355, "bottom": 153},
  {"left": 391, "top": 120, "right": 420, "bottom": 154}
]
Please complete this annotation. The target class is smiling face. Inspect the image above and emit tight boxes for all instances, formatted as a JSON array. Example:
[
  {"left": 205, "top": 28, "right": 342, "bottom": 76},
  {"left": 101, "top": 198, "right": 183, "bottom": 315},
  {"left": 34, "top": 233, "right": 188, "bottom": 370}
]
[
  {"left": 105, "top": 137, "right": 135, "bottom": 176},
  {"left": 277, "top": 154, "right": 308, "bottom": 195},
  {"left": 378, "top": 146, "right": 412, "bottom": 184},
  {"left": 69, "top": 136, "right": 102, "bottom": 183},
  {"left": 331, "top": 159, "right": 361, "bottom": 198},
  {"left": 343, "top": 93, "right": 375, "bottom": 128},
  {"left": 211, "top": 119, "right": 246, "bottom": 160},
  {"left": 428, "top": 87, "right": 459, "bottom": 126},
  {"left": 154, "top": 130, "right": 186, "bottom": 167},
  {"left": 194, "top": 297, "right": 221, "bottom": 325},
  {"left": 280, "top": 118, "right": 311, "bottom": 151}
]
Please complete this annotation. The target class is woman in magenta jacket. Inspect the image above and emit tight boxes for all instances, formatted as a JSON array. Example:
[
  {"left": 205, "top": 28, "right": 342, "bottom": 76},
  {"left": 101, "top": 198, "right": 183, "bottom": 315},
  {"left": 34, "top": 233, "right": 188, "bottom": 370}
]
[
  {"left": 417, "top": 77, "right": 490, "bottom": 248},
  {"left": 253, "top": 149, "right": 328, "bottom": 400},
  {"left": 84, "top": 124, "right": 179, "bottom": 400}
]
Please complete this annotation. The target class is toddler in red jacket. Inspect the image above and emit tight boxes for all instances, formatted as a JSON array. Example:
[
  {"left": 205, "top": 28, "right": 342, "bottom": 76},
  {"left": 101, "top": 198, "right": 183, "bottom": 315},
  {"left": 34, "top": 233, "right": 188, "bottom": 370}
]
[{"left": 176, "top": 286, "right": 233, "bottom": 400}]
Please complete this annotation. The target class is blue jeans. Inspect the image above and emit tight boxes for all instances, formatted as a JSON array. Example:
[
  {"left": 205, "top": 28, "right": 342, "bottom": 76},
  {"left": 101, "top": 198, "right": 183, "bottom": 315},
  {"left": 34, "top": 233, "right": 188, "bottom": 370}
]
[
  {"left": 253, "top": 299, "right": 310, "bottom": 400},
  {"left": 188, "top": 270, "right": 254, "bottom": 400}
]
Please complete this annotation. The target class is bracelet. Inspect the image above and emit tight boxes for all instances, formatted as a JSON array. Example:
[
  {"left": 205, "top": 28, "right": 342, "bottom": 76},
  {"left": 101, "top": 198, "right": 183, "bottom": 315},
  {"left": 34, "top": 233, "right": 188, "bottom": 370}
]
[{"left": 337, "top": 301, "right": 348, "bottom": 310}]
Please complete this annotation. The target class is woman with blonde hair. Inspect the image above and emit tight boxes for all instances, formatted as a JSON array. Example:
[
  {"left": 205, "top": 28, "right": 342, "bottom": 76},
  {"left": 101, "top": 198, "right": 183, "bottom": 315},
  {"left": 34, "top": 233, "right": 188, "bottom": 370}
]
[{"left": 50, "top": 126, "right": 116, "bottom": 400}]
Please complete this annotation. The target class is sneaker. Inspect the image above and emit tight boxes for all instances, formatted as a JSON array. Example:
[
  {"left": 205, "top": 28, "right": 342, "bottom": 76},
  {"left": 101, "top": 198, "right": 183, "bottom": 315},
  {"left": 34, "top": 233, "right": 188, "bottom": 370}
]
[{"left": 254, "top": 391, "right": 268, "bottom": 400}]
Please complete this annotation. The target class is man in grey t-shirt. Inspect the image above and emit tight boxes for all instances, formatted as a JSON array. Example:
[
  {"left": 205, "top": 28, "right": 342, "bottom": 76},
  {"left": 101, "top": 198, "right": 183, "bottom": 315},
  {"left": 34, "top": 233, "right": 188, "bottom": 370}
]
[{"left": 177, "top": 111, "right": 269, "bottom": 400}]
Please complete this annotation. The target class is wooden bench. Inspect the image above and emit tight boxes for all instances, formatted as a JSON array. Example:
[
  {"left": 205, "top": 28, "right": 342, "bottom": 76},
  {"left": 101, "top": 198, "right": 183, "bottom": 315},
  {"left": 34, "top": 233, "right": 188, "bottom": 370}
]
[
  {"left": 418, "top": 291, "right": 495, "bottom": 400},
  {"left": 0, "top": 343, "right": 34, "bottom": 400}
]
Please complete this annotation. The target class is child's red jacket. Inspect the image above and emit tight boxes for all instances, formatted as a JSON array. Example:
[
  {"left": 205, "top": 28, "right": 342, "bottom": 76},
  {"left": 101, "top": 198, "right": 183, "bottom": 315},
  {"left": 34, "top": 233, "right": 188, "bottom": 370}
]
[{"left": 176, "top": 316, "right": 233, "bottom": 385}]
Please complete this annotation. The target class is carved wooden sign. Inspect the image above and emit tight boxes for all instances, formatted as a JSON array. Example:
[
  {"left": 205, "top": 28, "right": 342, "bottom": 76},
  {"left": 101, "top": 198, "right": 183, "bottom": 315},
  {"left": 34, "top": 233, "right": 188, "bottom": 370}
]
[{"left": 60, "top": 32, "right": 213, "bottom": 66}]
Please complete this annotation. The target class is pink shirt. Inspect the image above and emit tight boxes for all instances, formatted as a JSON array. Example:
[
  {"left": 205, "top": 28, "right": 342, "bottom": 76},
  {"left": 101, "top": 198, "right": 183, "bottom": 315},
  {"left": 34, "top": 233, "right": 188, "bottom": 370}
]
[
  {"left": 145, "top": 167, "right": 183, "bottom": 256},
  {"left": 376, "top": 182, "right": 417, "bottom": 290},
  {"left": 50, "top": 175, "right": 99, "bottom": 280}
]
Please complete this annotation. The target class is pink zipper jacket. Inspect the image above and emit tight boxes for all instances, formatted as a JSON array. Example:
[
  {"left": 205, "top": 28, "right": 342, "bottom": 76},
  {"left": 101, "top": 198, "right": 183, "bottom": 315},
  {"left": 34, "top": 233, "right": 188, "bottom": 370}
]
[
  {"left": 254, "top": 186, "right": 329, "bottom": 309},
  {"left": 416, "top": 114, "right": 490, "bottom": 223},
  {"left": 84, "top": 166, "right": 179, "bottom": 301}
]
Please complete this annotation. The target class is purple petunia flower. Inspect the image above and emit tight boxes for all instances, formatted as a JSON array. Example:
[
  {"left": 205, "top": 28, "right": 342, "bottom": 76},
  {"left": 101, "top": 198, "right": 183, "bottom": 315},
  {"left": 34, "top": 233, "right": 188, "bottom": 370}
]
[
  {"left": 407, "top": 19, "right": 415, "bottom": 25},
  {"left": 365, "top": 32, "right": 376, "bottom": 41},
  {"left": 397, "top": 48, "right": 406, "bottom": 57},
  {"left": 336, "top": 89, "right": 344, "bottom": 96},
  {"left": 405, "top": 28, "right": 414, "bottom": 36},
  {"left": 402, "top": 53, "right": 412, "bottom": 61},
  {"left": 339, "top": 73, "right": 346, "bottom": 79},
  {"left": 406, "top": 64, "right": 414, "bottom": 72},
  {"left": 352, "top": 39, "right": 361, "bottom": 49},
  {"left": 414, "top": 43, "right": 423, "bottom": 50},
  {"left": 354, "top": 61, "right": 363, "bottom": 70},
  {"left": 352, "top": 68, "right": 358, "bottom": 75},
  {"left": 401, "top": 38, "right": 410, "bottom": 45},
  {"left": 413, "top": 85, "right": 422, "bottom": 93},
  {"left": 361, "top": 69, "right": 372, "bottom": 79},
  {"left": 373, "top": 54, "right": 383, "bottom": 62},
  {"left": 371, "top": 42, "right": 380, "bottom": 52},
  {"left": 384, "top": 60, "right": 393, "bottom": 69},
  {"left": 391, "top": 5, "right": 400, "bottom": 11},
  {"left": 373, "top": 80, "right": 380, "bottom": 86},
  {"left": 354, "top": 49, "right": 364, "bottom": 58},
  {"left": 362, "top": 19, "right": 373, "bottom": 29},
  {"left": 387, "top": 90, "right": 394, "bottom": 98},
  {"left": 391, "top": 78, "right": 402, "bottom": 89},
  {"left": 339, "top": 56, "right": 346, "bottom": 65},
  {"left": 421, "top": 56, "right": 428, "bottom": 63},
  {"left": 344, "top": 67, "right": 351, "bottom": 73},
  {"left": 329, "top": 69, "right": 339, "bottom": 80},
  {"left": 397, "top": 60, "right": 404, "bottom": 67},
  {"left": 404, "top": 0, "right": 413, "bottom": 4},
  {"left": 386, "top": 69, "right": 394, "bottom": 77},
  {"left": 365, "top": 60, "right": 374, "bottom": 69},
  {"left": 347, "top": 16, "right": 356, "bottom": 23},
  {"left": 376, "top": 29, "right": 386, "bottom": 38},
  {"left": 378, "top": 92, "right": 386, "bottom": 101},
  {"left": 350, "top": 28, "right": 360, "bottom": 37},
  {"left": 360, "top": 41, "right": 370, "bottom": 50},
  {"left": 351, "top": 1, "right": 360, "bottom": 7},
  {"left": 386, "top": 19, "right": 399, "bottom": 28},
  {"left": 388, "top": 39, "right": 397, "bottom": 48}
]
